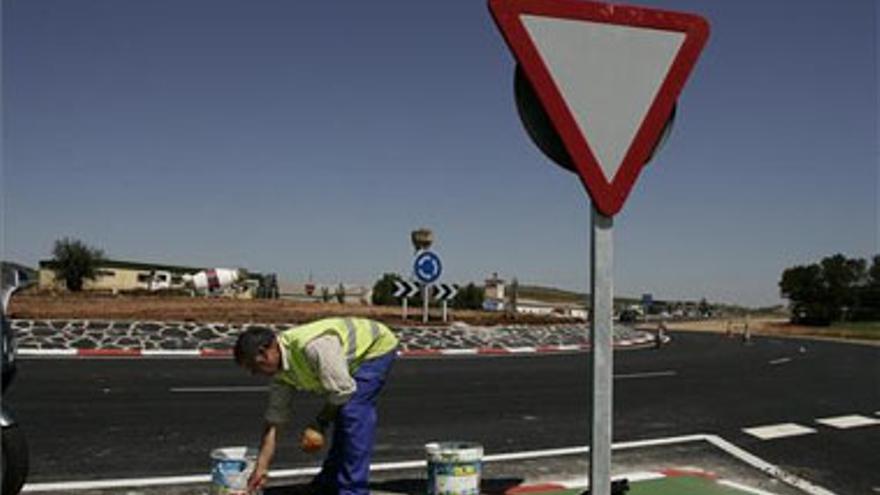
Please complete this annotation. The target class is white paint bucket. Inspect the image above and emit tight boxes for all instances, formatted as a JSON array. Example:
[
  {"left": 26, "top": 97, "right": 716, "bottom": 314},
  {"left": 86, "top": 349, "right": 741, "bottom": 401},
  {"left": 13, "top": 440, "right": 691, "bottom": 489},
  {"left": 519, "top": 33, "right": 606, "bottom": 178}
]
[
  {"left": 425, "top": 441, "right": 483, "bottom": 495},
  {"left": 210, "top": 446, "right": 259, "bottom": 495}
]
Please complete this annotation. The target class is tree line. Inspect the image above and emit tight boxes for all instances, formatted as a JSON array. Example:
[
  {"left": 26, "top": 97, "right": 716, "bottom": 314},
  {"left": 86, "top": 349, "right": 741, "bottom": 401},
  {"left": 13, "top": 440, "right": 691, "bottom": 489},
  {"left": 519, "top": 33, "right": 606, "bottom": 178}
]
[{"left": 779, "top": 253, "right": 880, "bottom": 325}]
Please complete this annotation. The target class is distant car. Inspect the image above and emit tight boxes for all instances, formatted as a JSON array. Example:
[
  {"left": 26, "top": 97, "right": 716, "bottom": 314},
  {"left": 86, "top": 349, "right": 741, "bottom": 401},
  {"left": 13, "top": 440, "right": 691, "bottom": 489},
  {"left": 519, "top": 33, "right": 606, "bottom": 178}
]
[{"left": 2, "top": 271, "right": 30, "bottom": 495}]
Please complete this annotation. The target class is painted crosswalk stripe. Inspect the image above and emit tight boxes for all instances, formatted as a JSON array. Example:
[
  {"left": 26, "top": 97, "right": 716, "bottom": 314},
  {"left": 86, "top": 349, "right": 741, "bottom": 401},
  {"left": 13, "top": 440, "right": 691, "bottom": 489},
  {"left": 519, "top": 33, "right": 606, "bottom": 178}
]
[
  {"left": 742, "top": 423, "right": 816, "bottom": 440},
  {"left": 815, "top": 414, "right": 880, "bottom": 429}
]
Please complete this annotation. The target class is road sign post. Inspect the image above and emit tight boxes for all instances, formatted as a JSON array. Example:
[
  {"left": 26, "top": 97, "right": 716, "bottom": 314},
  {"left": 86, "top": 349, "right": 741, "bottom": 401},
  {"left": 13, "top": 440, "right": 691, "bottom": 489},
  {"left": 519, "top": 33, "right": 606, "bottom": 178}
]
[
  {"left": 489, "top": 1, "right": 709, "bottom": 493},
  {"left": 414, "top": 251, "right": 443, "bottom": 324},
  {"left": 590, "top": 207, "right": 614, "bottom": 495},
  {"left": 434, "top": 283, "right": 459, "bottom": 323},
  {"left": 423, "top": 284, "right": 430, "bottom": 323},
  {"left": 394, "top": 280, "right": 419, "bottom": 321}
]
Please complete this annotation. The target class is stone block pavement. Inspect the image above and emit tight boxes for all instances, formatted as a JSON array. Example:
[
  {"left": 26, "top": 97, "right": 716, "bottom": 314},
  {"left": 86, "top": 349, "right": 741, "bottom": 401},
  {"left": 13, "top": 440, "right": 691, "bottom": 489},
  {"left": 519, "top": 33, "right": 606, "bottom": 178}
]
[{"left": 10, "top": 319, "right": 658, "bottom": 357}]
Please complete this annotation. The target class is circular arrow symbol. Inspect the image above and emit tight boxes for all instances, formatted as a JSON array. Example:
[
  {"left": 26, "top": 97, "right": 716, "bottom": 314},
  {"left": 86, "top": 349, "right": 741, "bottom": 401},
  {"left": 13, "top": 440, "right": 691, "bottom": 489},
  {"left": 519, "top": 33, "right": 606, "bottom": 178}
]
[{"left": 413, "top": 251, "right": 442, "bottom": 284}]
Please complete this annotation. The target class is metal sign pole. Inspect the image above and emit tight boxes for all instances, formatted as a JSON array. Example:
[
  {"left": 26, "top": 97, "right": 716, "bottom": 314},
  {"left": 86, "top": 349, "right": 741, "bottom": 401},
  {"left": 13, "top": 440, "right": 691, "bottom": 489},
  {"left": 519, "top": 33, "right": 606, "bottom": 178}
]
[
  {"left": 442, "top": 300, "right": 448, "bottom": 322},
  {"left": 589, "top": 205, "right": 613, "bottom": 495},
  {"left": 423, "top": 284, "right": 430, "bottom": 323},
  {"left": 402, "top": 297, "right": 408, "bottom": 320}
]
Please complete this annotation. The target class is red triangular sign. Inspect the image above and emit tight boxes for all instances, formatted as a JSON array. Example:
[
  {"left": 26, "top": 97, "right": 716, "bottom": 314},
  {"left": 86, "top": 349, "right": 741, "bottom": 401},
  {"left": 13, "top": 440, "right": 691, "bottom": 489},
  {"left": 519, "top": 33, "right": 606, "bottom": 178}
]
[{"left": 490, "top": 0, "right": 709, "bottom": 216}]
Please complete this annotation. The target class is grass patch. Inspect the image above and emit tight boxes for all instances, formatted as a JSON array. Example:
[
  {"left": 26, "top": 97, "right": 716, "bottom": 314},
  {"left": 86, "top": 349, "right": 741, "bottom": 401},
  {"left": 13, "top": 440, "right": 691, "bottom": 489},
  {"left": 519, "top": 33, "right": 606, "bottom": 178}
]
[{"left": 821, "top": 321, "right": 880, "bottom": 340}]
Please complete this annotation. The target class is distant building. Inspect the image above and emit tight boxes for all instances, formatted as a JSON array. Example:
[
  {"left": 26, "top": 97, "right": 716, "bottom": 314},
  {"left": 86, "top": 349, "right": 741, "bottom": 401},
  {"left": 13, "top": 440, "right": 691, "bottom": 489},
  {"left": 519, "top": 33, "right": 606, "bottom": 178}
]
[
  {"left": 277, "top": 281, "right": 373, "bottom": 305},
  {"left": 484, "top": 273, "right": 505, "bottom": 301},
  {"left": 37, "top": 259, "right": 259, "bottom": 298},
  {"left": 1, "top": 261, "right": 36, "bottom": 288},
  {"left": 515, "top": 299, "right": 589, "bottom": 320}
]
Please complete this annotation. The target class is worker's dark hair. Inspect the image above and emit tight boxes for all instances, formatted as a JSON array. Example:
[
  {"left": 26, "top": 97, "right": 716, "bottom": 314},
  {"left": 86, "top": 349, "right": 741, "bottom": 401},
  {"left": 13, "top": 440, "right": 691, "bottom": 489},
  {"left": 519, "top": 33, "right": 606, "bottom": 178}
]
[{"left": 234, "top": 326, "right": 277, "bottom": 367}]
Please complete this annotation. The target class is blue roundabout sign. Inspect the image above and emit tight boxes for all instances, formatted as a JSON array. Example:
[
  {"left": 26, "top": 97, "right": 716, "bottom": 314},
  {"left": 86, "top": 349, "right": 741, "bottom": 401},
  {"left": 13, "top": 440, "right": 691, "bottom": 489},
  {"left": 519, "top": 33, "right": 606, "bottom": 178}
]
[{"left": 413, "top": 251, "right": 442, "bottom": 284}]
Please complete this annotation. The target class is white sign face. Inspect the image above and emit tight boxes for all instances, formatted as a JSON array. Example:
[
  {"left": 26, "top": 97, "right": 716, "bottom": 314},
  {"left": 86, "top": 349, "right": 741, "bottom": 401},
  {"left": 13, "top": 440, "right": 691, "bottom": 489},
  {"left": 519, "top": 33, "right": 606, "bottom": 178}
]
[
  {"left": 520, "top": 15, "right": 684, "bottom": 182},
  {"left": 489, "top": 0, "right": 709, "bottom": 216}
]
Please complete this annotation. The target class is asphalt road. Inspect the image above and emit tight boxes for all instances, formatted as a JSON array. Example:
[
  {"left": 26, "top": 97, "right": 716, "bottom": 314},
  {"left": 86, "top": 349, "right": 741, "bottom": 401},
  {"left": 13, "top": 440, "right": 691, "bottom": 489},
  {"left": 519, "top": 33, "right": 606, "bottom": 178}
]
[{"left": 6, "top": 332, "right": 879, "bottom": 494}]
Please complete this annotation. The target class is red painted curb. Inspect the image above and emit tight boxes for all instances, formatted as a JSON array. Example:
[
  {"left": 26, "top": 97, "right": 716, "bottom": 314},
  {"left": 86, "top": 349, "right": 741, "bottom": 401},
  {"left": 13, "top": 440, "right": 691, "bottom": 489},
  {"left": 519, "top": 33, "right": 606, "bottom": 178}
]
[
  {"left": 398, "top": 349, "right": 442, "bottom": 357},
  {"left": 477, "top": 347, "right": 511, "bottom": 355},
  {"left": 200, "top": 349, "right": 233, "bottom": 357},
  {"left": 505, "top": 483, "right": 568, "bottom": 494},
  {"left": 77, "top": 349, "right": 142, "bottom": 357},
  {"left": 535, "top": 345, "right": 567, "bottom": 353}
]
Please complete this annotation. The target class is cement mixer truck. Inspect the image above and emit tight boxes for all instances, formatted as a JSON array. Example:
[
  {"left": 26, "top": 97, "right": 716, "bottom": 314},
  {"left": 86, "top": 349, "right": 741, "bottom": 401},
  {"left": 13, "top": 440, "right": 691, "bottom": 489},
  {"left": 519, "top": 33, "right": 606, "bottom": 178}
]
[{"left": 182, "top": 268, "right": 242, "bottom": 295}]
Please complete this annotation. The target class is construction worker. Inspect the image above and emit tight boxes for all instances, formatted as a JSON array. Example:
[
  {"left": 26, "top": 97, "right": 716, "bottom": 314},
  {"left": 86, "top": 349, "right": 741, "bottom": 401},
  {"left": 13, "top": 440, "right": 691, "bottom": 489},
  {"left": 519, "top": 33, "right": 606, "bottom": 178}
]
[
  {"left": 234, "top": 317, "right": 399, "bottom": 494},
  {"left": 655, "top": 320, "right": 667, "bottom": 349},
  {"left": 742, "top": 316, "right": 752, "bottom": 344}
]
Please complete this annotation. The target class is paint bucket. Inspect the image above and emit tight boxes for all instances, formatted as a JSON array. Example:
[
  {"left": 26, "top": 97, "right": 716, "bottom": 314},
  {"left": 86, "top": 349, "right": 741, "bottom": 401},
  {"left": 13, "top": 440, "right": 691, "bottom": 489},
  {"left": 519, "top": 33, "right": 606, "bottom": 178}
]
[
  {"left": 210, "top": 446, "right": 259, "bottom": 495},
  {"left": 425, "top": 441, "right": 483, "bottom": 495}
]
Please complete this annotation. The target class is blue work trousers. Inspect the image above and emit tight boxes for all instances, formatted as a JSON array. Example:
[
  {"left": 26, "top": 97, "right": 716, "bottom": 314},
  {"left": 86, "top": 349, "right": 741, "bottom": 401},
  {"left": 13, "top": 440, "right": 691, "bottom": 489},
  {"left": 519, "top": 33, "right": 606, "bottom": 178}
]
[{"left": 314, "top": 350, "right": 396, "bottom": 495}]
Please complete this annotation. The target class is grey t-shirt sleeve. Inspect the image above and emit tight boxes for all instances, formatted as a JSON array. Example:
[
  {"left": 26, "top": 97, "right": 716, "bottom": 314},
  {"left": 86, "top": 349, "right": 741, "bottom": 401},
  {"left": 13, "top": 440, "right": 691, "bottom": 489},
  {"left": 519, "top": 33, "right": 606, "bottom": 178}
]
[
  {"left": 304, "top": 333, "right": 357, "bottom": 405},
  {"left": 264, "top": 380, "right": 295, "bottom": 425}
]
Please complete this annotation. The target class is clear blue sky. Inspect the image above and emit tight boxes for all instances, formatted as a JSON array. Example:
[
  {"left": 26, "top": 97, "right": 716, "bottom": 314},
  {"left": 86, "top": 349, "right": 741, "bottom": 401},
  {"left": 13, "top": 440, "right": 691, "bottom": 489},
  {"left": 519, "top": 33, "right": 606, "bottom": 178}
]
[{"left": 2, "top": 0, "right": 877, "bottom": 307}]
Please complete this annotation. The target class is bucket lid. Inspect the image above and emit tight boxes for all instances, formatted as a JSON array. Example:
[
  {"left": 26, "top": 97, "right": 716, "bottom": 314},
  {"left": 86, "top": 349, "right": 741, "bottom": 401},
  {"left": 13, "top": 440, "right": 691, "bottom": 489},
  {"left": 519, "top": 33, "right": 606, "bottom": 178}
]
[
  {"left": 425, "top": 442, "right": 483, "bottom": 462},
  {"left": 210, "top": 446, "right": 258, "bottom": 461}
]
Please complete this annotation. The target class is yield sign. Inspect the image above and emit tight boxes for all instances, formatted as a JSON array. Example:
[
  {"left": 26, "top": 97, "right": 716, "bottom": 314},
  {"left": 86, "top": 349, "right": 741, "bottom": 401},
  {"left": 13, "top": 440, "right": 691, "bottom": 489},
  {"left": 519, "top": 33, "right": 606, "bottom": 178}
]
[{"left": 489, "top": 0, "right": 709, "bottom": 216}]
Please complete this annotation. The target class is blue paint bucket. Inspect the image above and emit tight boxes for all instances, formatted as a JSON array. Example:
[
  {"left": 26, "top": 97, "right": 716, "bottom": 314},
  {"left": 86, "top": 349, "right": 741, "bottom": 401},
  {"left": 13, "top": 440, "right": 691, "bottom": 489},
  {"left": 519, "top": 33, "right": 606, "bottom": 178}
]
[
  {"left": 210, "top": 446, "right": 259, "bottom": 495},
  {"left": 425, "top": 442, "right": 483, "bottom": 495}
]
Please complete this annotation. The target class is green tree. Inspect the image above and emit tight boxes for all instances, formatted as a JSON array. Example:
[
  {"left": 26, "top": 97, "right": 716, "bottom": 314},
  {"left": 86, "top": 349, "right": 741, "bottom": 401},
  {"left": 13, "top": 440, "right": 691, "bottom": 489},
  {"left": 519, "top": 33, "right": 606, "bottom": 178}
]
[
  {"left": 453, "top": 283, "right": 484, "bottom": 310},
  {"left": 698, "top": 298, "right": 711, "bottom": 317},
  {"left": 820, "top": 254, "right": 866, "bottom": 321},
  {"left": 372, "top": 273, "right": 403, "bottom": 306},
  {"left": 335, "top": 283, "right": 346, "bottom": 304},
  {"left": 779, "top": 254, "right": 869, "bottom": 325},
  {"left": 868, "top": 255, "right": 880, "bottom": 286},
  {"left": 51, "top": 238, "right": 105, "bottom": 291},
  {"left": 854, "top": 255, "right": 880, "bottom": 320}
]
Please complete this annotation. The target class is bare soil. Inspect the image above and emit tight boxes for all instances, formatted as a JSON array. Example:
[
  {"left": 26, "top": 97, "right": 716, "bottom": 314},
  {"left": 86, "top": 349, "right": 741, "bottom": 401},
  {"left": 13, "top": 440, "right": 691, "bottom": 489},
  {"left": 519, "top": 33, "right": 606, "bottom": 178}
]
[{"left": 7, "top": 291, "right": 580, "bottom": 327}]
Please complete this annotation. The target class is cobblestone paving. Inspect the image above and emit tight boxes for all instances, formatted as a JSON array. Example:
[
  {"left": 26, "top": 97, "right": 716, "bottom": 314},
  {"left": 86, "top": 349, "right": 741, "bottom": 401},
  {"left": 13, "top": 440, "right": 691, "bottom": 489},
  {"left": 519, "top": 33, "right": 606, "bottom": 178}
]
[{"left": 10, "top": 319, "right": 649, "bottom": 352}]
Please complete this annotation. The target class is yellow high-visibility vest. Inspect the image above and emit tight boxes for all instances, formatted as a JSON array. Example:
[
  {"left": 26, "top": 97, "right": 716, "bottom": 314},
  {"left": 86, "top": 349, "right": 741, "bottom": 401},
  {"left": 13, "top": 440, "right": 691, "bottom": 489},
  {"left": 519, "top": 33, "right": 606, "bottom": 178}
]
[{"left": 274, "top": 317, "right": 398, "bottom": 392}]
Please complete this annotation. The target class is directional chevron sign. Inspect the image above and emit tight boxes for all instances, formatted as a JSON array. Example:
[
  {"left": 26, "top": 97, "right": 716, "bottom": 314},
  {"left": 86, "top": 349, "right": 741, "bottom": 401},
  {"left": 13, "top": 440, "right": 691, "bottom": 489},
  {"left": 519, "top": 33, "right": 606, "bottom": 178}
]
[
  {"left": 393, "top": 280, "right": 419, "bottom": 299},
  {"left": 489, "top": 0, "right": 709, "bottom": 216},
  {"left": 434, "top": 283, "right": 459, "bottom": 301}
]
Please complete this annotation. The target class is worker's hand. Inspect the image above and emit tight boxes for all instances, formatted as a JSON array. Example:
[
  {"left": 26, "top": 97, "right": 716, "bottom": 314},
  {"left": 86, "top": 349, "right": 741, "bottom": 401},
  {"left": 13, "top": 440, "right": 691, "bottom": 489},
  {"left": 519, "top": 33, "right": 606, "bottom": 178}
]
[
  {"left": 299, "top": 426, "right": 325, "bottom": 454},
  {"left": 247, "top": 464, "right": 268, "bottom": 493}
]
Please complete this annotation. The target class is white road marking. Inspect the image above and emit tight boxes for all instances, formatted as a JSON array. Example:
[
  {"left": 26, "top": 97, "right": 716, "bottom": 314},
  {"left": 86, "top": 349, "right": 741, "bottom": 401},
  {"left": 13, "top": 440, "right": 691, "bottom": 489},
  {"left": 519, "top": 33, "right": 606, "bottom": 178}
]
[
  {"left": 742, "top": 423, "right": 817, "bottom": 440},
  {"left": 816, "top": 414, "right": 880, "bottom": 429},
  {"left": 142, "top": 350, "right": 200, "bottom": 357},
  {"left": 555, "top": 344, "right": 582, "bottom": 351},
  {"left": 703, "top": 435, "right": 836, "bottom": 495},
  {"left": 18, "top": 348, "right": 76, "bottom": 356},
  {"left": 507, "top": 346, "right": 537, "bottom": 353},
  {"left": 23, "top": 474, "right": 212, "bottom": 492},
  {"left": 440, "top": 348, "right": 478, "bottom": 355},
  {"left": 169, "top": 386, "right": 267, "bottom": 393},
  {"left": 21, "top": 433, "right": 835, "bottom": 494},
  {"left": 614, "top": 370, "right": 677, "bottom": 380},
  {"left": 768, "top": 357, "right": 792, "bottom": 365}
]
